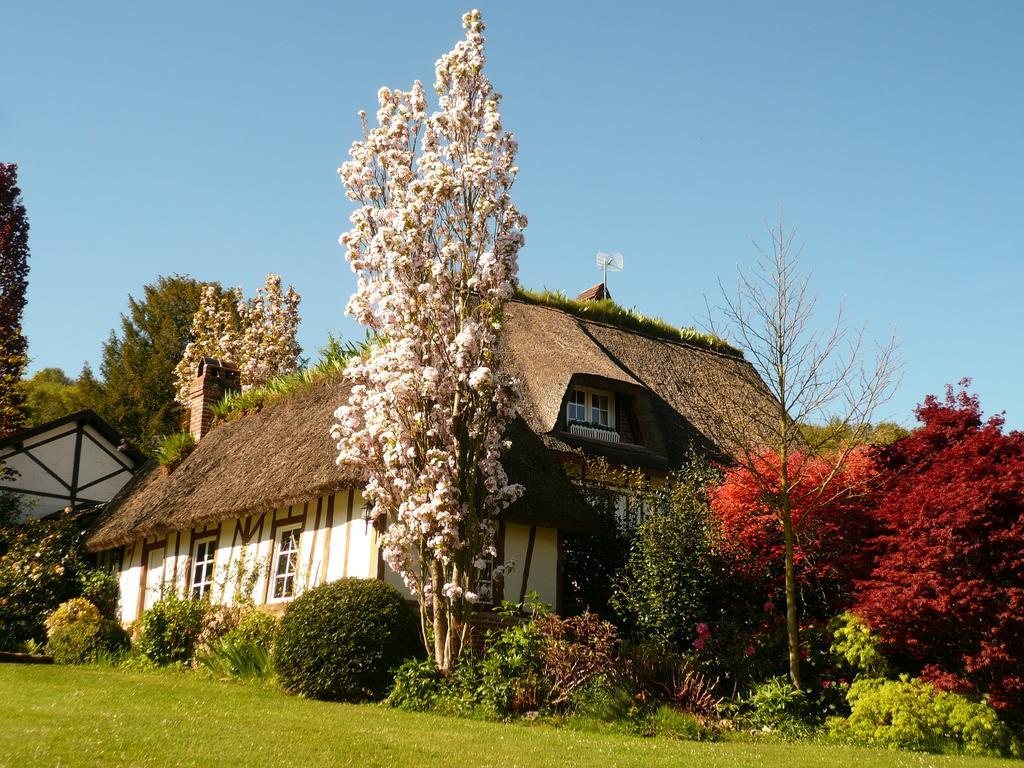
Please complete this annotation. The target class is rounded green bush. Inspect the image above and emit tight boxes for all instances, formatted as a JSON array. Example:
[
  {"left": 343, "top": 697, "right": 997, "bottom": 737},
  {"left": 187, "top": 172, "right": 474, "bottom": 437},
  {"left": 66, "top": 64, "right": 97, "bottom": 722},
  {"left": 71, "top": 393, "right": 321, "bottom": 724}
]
[
  {"left": 273, "top": 578, "right": 421, "bottom": 702},
  {"left": 45, "top": 597, "right": 129, "bottom": 664}
]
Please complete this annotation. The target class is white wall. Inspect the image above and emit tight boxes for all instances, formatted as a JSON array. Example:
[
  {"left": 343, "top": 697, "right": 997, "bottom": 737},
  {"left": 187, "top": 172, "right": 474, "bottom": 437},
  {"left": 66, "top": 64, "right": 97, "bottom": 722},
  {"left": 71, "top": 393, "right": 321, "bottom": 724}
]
[
  {"left": 502, "top": 523, "right": 559, "bottom": 610},
  {"left": 101, "top": 490, "right": 562, "bottom": 624}
]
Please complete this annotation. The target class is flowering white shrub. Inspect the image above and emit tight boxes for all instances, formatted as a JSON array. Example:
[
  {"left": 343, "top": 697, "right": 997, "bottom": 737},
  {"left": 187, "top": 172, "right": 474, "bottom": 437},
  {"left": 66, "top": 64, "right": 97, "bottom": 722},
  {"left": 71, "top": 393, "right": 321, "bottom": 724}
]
[
  {"left": 331, "top": 9, "right": 525, "bottom": 670},
  {"left": 174, "top": 274, "right": 301, "bottom": 403}
]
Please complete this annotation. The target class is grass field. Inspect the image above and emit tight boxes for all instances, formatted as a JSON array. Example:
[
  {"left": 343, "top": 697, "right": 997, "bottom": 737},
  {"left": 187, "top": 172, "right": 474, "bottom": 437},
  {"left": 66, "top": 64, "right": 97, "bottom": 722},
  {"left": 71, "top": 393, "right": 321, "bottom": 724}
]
[{"left": 0, "top": 665, "right": 1017, "bottom": 768}]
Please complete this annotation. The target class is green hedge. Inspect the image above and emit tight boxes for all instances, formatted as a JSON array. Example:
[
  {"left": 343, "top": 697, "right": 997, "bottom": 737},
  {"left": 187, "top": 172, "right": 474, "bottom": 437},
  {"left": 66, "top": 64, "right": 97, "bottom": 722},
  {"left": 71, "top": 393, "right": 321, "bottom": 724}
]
[{"left": 274, "top": 578, "right": 421, "bottom": 702}]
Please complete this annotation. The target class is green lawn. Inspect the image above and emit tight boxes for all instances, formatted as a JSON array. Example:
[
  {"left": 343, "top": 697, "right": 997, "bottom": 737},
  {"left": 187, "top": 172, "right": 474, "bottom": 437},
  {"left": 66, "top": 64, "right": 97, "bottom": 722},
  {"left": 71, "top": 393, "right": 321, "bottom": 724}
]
[{"left": 0, "top": 665, "right": 1016, "bottom": 768}]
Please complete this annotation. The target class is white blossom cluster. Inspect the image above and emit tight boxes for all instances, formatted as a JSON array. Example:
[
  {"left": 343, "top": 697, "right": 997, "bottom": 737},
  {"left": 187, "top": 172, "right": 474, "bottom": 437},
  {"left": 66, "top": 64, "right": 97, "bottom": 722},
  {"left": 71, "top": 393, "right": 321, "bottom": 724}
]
[
  {"left": 174, "top": 274, "right": 301, "bottom": 403},
  {"left": 331, "top": 10, "right": 525, "bottom": 645}
]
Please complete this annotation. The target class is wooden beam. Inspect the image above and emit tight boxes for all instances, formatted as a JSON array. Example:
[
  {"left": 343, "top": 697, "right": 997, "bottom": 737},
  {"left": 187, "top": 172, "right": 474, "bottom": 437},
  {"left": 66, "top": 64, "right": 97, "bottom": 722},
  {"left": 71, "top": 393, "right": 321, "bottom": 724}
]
[
  {"left": 518, "top": 525, "right": 538, "bottom": 604},
  {"left": 81, "top": 428, "right": 134, "bottom": 471},
  {"left": 75, "top": 465, "right": 131, "bottom": 494},
  {"left": 69, "top": 422, "right": 84, "bottom": 508},
  {"left": 18, "top": 448, "right": 72, "bottom": 492}
]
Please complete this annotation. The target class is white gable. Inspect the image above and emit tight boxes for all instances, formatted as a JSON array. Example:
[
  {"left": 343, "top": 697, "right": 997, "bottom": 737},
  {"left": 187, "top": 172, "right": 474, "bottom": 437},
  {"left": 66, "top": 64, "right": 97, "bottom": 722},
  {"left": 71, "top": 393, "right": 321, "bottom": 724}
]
[{"left": 0, "top": 413, "right": 140, "bottom": 520}]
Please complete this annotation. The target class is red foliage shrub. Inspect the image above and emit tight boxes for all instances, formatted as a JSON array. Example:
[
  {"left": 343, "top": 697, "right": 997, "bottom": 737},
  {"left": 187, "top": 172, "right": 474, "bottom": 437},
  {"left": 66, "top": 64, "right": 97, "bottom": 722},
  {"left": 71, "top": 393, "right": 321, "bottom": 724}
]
[
  {"left": 710, "top": 449, "right": 878, "bottom": 621},
  {"left": 855, "top": 382, "right": 1024, "bottom": 713}
]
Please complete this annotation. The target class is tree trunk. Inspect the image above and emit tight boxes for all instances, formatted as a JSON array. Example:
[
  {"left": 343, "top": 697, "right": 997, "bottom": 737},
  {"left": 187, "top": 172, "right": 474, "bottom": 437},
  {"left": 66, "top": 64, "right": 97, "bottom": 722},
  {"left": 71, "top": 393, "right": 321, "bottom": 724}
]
[
  {"left": 430, "top": 561, "right": 449, "bottom": 672},
  {"left": 782, "top": 504, "right": 802, "bottom": 690}
]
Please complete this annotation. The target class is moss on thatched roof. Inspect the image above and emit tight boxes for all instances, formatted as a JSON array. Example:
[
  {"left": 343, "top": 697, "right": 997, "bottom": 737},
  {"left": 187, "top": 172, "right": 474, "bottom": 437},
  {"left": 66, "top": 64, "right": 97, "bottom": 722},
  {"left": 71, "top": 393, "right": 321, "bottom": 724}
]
[{"left": 515, "top": 287, "right": 740, "bottom": 357}]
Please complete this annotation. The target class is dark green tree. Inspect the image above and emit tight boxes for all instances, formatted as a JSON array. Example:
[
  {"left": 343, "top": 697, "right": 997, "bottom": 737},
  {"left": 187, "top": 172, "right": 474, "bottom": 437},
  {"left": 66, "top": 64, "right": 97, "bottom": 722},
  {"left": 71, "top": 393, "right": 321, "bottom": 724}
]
[
  {"left": 97, "top": 276, "right": 222, "bottom": 453},
  {"left": 0, "top": 164, "right": 31, "bottom": 436}
]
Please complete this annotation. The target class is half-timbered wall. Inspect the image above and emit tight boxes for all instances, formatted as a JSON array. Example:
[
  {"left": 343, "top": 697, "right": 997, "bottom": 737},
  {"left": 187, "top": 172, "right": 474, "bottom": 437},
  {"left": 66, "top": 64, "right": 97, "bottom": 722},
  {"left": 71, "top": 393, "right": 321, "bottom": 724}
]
[{"left": 103, "top": 488, "right": 560, "bottom": 625}]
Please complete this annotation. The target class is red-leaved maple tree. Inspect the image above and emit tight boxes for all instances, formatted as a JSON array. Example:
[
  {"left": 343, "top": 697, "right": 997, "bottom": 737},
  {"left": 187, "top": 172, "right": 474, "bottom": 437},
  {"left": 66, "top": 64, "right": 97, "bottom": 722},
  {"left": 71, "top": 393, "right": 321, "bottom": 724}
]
[
  {"left": 855, "top": 381, "right": 1024, "bottom": 713},
  {"left": 711, "top": 449, "right": 878, "bottom": 622}
]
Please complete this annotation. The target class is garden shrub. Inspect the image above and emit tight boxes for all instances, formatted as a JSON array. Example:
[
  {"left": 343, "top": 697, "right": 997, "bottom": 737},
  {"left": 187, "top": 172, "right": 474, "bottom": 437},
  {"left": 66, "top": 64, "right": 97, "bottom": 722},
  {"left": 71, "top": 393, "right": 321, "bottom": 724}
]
[
  {"left": 536, "top": 611, "right": 618, "bottom": 708},
  {"left": 387, "top": 658, "right": 449, "bottom": 712},
  {"left": 139, "top": 594, "right": 209, "bottom": 665},
  {"left": 625, "top": 642, "right": 721, "bottom": 718},
  {"left": 479, "top": 615, "right": 546, "bottom": 714},
  {"left": 829, "top": 612, "right": 887, "bottom": 679},
  {"left": 223, "top": 608, "right": 278, "bottom": 649},
  {"left": 79, "top": 569, "right": 120, "bottom": 620},
  {"left": 197, "top": 607, "right": 279, "bottom": 681},
  {"left": 0, "top": 512, "right": 93, "bottom": 649},
  {"left": 198, "top": 635, "right": 273, "bottom": 680},
  {"left": 274, "top": 578, "right": 420, "bottom": 702},
  {"left": 610, "top": 459, "right": 731, "bottom": 650},
  {"left": 828, "top": 677, "right": 1022, "bottom": 758},
  {"left": 567, "top": 674, "right": 638, "bottom": 722},
  {"left": 854, "top": 384, "right": 1024, "bottom": 714},
  {"left": 736, "top": 676, "right": 813, "bottom": 736},
  {"left": 44, "top": 598, "right": 129, "bottom": 664}
]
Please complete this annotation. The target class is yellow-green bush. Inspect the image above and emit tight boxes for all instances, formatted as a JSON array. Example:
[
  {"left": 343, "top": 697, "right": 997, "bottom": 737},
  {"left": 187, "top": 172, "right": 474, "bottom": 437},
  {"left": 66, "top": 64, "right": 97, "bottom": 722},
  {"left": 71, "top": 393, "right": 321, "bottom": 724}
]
[
  {"left": 45, "top": 598, "right": 129, "bottom": 664},
  {"left": 828, "top": 677, "right": 1021, "bottom": 758}
]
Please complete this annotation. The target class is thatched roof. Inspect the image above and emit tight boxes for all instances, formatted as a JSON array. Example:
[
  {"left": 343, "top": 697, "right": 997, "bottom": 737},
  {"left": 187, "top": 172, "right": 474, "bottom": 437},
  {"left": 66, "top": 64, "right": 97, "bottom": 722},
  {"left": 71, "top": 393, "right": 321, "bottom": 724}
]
[
  {"left": 88, "top": 297, "right": 775, "bottom": 553},
  {"left": 498, "top": 300, "right": 776, "bottom": 468},
  {"left": 86, "top": 374, "right": 594, "bottom": 552}
]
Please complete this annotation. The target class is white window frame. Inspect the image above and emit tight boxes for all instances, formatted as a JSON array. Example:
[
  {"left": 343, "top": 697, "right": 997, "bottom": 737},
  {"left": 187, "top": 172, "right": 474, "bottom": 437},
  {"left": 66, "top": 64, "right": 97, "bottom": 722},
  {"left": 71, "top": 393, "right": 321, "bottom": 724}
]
[
  {"left": 190, "top": 537, "right": 217, "bottom": 600},
  {"left": 567, "top": 385, "right": 616, "bottom": 429},
  {"left": 567, "top": 388, "right": 588, "bottom": 423},
  {"left": 269, "top": 524, "right": 302, "bottom": 602}
]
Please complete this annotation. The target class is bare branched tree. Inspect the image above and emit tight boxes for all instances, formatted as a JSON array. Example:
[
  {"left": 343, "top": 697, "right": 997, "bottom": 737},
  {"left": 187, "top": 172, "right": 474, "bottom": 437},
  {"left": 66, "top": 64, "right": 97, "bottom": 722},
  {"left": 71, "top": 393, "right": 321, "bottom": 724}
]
[{"left": 696, "top": 213, "right": 900, "bottom": 690}]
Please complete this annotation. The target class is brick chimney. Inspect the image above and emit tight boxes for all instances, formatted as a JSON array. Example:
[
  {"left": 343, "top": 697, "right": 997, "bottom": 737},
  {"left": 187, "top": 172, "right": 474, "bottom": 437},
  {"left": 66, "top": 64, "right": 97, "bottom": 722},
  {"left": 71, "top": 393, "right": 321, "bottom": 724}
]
[
  {"left": 188, "top": 357, "right": 240, "bottom": 441},
  {"left": 576, "top": 282, "right": 611, "bottom": 302}
]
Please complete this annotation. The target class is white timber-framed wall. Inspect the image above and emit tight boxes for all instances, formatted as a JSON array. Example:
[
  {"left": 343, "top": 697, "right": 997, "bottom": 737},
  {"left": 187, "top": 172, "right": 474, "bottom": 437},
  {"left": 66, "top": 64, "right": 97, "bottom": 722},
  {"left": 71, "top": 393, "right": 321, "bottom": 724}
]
[{"left": 99, "top": 487, "right": 560, "bottom": 625}]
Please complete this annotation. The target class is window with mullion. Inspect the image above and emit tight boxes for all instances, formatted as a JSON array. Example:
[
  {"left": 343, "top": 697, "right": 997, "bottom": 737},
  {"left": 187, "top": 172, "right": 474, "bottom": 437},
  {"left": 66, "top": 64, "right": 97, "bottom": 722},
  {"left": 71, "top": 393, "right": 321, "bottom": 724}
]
[
  {"left": 567, "top": 388, "right": 587, "bottom": 422},
  {"left": 590, "top": 393, "right": 611, "bottom": 427},
  {"left": 272, "top": 527, "right": 301, "bottom": 600},
  {"left": 191, "top": 539, "right": 216, "bottom": 599}
]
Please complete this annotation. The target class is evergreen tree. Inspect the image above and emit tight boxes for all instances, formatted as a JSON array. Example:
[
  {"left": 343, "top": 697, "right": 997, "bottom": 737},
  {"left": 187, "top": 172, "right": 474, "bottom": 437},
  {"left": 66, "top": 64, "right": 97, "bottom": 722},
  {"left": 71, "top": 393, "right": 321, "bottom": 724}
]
[
  {"left": 98, "top": 276, "right": 224, "bottom": 453},
  {"left": 0, "top": 164, "right": 31, "bottom": 436}
]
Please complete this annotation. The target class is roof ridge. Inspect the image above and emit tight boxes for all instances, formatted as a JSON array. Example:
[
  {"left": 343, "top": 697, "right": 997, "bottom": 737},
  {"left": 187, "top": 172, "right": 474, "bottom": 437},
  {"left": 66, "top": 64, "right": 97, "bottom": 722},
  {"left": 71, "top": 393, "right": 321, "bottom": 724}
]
[{"left": 507, "top": 298, "right": 744, "bottom": 361}]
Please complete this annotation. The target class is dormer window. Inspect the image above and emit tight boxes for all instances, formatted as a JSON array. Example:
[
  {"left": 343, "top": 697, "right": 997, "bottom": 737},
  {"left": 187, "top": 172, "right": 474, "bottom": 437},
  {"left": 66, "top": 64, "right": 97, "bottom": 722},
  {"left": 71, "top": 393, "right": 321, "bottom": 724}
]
[
  {"left": 568, "top": 389, "right": 588, "bottom": 422},
  {"left": 567, "top": 386, "right": 619, "bottom": 443}
]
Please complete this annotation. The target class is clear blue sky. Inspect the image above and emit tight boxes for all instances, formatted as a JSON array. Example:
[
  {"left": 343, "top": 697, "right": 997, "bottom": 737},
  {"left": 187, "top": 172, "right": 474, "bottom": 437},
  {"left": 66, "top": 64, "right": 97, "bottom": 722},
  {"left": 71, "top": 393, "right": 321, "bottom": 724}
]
[{"left": 4, "top": 1, "right": 1023, "bottom": 427}]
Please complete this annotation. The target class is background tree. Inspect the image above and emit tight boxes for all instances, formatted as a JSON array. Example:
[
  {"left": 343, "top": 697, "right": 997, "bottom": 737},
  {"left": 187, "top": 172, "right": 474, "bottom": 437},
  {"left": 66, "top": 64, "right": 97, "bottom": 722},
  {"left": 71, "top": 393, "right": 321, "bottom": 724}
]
[
  {"left": 695, "top": 215, "right": 899, "bottom": 689},
  {"left": 855, "top": 382, "right": 1024, "bottom": 714},
  {"left": 20, "top": 366, "right": 104, "bottom": 425},
  {"left": 236, "top": 274, "right": 301, "bottom": 389},
  {"left": 173, "top": 284, "right": 240, "bottom": 404},
  {"left": 99, "top": 275, "right": 222, "bottom": 453},
  {"left": 332, "top": 10, "right": 526, "bottom": 671},
  {"left": 0, "top": 164, "right": 31, "bottom": 436},
  {"left": 173, "top": 274, "right": 301, "bottom": 404},
  {"left": 800, "top": 417, "right": 909, "bottom": 452}
]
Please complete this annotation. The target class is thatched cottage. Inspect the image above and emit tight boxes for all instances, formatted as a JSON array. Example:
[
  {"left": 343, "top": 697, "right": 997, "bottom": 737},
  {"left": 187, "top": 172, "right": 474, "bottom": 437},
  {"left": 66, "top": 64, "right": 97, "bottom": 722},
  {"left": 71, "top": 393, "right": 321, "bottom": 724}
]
[{"left": 86, "top": 290, "right": 772, "bottom": 625}]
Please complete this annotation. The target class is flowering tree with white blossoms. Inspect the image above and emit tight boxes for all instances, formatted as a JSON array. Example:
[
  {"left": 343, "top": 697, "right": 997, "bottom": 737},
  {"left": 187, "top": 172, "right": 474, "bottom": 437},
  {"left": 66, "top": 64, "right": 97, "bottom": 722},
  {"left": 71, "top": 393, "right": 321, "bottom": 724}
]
[
  {"left": 174, "top": 274, "right": 301, "bottom": 403},
  {"left": 236, "top": 274, "right": 301, "bottom": 389},
  {"left": 331, "top": 9, "right": 526, "bottom": 671}
]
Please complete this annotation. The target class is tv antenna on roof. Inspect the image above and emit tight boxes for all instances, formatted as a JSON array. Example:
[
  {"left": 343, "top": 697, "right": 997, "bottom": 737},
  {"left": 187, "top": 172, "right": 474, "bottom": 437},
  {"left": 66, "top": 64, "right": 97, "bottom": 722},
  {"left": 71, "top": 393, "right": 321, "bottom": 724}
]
[{"left": 596, "top": 251, "right": 623, "bottom": 295}]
